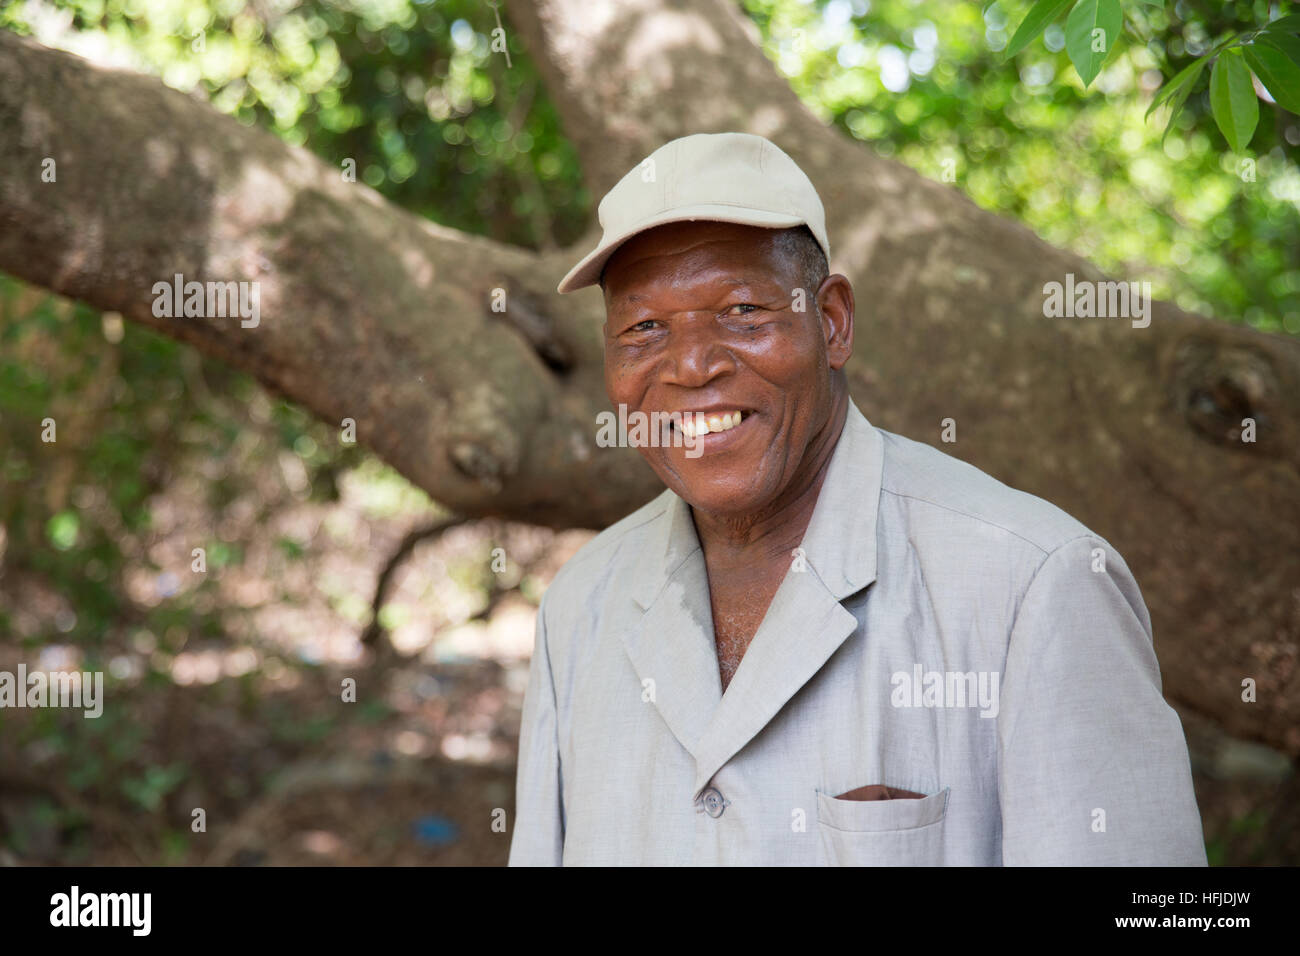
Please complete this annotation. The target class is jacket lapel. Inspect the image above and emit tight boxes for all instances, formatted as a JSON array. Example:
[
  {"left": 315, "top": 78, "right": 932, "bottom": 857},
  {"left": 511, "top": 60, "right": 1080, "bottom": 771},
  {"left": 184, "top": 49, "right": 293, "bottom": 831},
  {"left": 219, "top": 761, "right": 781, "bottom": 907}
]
[
  {"left": 620, "top": 490, "right": 722, "bottom": 761},
  {"left": 690, "top": 401, "right": 885, "bottom": 796},
  {"left": 619, "top": 401, "right": 886, "bottom": 793}
]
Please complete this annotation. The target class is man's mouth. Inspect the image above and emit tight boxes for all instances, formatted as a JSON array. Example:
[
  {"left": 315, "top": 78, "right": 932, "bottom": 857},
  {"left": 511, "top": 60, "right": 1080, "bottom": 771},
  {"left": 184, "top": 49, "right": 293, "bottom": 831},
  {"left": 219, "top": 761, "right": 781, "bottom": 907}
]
[{"left": 673, "top": 409, "right": 750, "bottom": 439}]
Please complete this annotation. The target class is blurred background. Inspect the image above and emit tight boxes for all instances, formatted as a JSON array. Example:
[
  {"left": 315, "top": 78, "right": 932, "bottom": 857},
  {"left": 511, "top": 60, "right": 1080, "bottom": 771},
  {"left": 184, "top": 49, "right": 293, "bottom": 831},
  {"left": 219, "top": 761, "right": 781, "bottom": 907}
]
[{"left": 1, "top": 0, "right": 1296, "bottom": 865}]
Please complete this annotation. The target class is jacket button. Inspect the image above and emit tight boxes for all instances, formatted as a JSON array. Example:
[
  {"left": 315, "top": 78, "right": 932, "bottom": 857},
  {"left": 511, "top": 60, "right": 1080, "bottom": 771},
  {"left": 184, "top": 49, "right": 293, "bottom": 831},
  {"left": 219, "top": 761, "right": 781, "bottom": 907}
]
[{"left": 698, "top": 787, "right": 729, "bottom": 818}]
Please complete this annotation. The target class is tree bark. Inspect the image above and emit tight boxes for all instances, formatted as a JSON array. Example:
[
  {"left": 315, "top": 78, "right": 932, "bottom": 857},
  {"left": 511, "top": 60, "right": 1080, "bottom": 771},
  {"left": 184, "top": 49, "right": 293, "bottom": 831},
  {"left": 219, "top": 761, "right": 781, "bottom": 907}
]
[
  {"left": 1, "top": 1, "right": 1298, "bottom": 755},
  {"left": 0, "top": 27, "right": 660, "bottom": 528}
]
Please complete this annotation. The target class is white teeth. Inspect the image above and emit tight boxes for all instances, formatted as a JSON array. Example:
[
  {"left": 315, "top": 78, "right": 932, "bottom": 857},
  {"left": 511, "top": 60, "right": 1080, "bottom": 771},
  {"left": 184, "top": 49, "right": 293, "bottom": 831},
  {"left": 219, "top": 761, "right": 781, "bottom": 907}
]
[{"left": 678, "top": 411, "right": 744, "bottom": 439}]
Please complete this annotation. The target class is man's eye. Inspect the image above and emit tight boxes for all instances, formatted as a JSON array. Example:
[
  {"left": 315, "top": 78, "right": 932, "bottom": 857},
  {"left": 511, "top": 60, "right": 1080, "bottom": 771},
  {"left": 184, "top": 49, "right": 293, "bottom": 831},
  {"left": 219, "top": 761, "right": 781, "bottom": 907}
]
[
  {"left": 628, "top": 320, "right": 657, "bottom": 333},
  {"left": 727, "top": 304, "right": 760, "bottom": 315}
]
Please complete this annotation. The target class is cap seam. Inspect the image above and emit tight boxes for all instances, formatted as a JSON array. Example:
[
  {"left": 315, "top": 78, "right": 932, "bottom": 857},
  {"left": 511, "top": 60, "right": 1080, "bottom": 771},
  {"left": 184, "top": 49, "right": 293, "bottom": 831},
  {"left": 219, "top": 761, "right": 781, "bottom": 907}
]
[
  {"left": 662, "top": 139, "right": 678, "bottom": 211},
  {"left": 761, "top": 139, "right": 789, "bottom": 214}
]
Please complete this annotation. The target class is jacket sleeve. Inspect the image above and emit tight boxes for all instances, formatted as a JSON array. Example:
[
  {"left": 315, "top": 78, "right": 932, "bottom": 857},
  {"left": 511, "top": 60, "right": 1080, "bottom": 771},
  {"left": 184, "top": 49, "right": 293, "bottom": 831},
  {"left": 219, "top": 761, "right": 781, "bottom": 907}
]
[
  {"left": 507, "top": 596, "right": 565, "bottom": 866},
  {"left": 997, "top": 534, "right": 1206, "bottom": 865}
]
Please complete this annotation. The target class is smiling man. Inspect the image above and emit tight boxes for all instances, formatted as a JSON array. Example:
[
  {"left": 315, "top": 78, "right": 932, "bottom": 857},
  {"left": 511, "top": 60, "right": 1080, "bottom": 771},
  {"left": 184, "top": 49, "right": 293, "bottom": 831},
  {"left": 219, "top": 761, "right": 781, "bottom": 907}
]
[{"left": 508, "top": 132, "right": 1206, "bottom": 866}]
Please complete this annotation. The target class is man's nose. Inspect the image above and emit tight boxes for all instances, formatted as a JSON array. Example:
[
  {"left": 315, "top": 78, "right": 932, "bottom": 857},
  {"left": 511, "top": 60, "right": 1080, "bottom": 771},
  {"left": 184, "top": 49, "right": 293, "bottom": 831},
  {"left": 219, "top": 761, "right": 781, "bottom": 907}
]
[{"left": 660, "top": 321, "right": 736, "bottom": 386}]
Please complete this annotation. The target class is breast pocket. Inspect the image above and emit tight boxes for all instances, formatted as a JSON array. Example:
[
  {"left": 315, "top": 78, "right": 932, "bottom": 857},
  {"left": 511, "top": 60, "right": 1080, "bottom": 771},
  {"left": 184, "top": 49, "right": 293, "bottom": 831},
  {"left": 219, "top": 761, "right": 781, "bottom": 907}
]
[{"left": 814, "top": 787, "right": 949, "bottom": 866}]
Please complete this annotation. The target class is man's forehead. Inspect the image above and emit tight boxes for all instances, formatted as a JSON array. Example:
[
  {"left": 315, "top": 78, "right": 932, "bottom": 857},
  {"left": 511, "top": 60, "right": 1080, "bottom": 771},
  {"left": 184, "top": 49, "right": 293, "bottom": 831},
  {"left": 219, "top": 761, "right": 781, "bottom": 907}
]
[{"left": 604, "top": 221, "right": 788, "bottom": 300}]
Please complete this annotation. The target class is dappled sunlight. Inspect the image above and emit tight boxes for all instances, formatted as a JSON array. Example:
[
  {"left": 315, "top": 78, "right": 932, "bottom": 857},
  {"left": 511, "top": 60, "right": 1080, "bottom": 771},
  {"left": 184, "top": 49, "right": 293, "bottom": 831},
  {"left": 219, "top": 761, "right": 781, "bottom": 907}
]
[{"left": 624, "top": 9, "right": 724, "bottom": 77}]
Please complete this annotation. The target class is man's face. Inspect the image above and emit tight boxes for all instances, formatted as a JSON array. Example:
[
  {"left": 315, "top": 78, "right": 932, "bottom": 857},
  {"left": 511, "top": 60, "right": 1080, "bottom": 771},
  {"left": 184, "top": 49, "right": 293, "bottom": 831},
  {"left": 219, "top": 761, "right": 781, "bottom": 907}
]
[{"left": 601, "top": 221, "right": 853, "bottom": 519}]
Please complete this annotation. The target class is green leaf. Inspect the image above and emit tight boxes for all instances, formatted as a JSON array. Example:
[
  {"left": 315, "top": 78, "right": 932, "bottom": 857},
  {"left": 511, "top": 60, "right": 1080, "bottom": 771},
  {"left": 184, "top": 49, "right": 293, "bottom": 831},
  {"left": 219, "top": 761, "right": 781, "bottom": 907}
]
[
  {"left": 1152, "top": 57, "right": 1209, "bottom": 144},
  {"left": 1244, "top": 41, "right": 1300, "bottom": 113},
  {"left": 1146, "top": 55, "right": 1208, "bottom": 119},
  {"left": 1004, "top": 0, "right": 1073, "bottom": 60},
  {"left": 1159, "top": 79, "right": 1197, "bottom": 144},
  {"left": 1065, "top": 0, "right": 1123, "bottom": 87},
  {"left": 1257, "top": 31, "right": 1300, "bottom": 68},
  {"left": 1262, "top": 13, "right": 1300, "bottom": 34},
  {"left": 1210, "top": 49, "right": 1259, "bottom": 152}
]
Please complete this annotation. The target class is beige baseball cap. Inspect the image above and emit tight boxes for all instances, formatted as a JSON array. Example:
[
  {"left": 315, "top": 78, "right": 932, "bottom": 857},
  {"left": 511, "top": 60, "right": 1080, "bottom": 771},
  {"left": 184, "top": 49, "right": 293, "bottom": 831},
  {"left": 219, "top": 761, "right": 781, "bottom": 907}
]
[{"left": 556, "top": 131, "right": 830, "bottom": 295}]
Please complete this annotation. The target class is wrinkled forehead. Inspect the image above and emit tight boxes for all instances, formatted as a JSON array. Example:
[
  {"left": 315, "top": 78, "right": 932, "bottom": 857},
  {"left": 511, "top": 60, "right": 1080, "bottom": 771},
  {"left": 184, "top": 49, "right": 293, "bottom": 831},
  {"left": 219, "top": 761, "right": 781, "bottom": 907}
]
[{"left": 602, "top": 221, "right": 791, "bottom": 309}]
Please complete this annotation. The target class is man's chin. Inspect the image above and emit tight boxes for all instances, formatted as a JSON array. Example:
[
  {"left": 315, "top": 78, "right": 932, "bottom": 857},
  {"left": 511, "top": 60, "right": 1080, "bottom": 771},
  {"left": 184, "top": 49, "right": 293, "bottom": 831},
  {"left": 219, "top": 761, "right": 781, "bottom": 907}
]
[
  {"left": 638, "top": 447, "right": 774, "bottom": 513},
  {"left": 665, "top": 472, "right": 769, "bottom": 519}
]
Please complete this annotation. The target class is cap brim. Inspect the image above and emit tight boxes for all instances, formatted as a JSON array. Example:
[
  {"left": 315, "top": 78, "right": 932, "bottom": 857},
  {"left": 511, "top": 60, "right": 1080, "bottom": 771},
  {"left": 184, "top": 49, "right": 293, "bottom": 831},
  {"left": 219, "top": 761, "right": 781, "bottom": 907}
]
[{"left": 556, "top": 204, "right": 808, "bottom": 294}]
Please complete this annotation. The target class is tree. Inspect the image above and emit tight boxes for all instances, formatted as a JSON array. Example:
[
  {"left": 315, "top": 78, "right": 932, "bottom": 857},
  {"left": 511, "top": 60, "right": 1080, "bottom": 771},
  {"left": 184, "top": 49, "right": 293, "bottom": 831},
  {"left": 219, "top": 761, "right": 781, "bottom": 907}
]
[{"left": 1, "top": 0, "right": 1297, "bottom": 757}]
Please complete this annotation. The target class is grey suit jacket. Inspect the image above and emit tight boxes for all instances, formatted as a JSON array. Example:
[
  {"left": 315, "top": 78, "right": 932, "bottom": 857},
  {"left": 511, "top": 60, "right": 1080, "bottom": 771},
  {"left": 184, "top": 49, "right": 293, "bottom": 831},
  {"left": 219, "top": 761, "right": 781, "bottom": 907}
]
[{"left": 508, "top": 400, "right": 1206, "bottom": 865}]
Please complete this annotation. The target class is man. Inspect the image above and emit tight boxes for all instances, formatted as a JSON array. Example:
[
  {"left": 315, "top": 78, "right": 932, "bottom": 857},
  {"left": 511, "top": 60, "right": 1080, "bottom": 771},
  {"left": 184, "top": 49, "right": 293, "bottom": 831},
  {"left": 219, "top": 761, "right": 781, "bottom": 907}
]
[{"left": 508, "top": 132, "right": 1206, "bottom": 866}]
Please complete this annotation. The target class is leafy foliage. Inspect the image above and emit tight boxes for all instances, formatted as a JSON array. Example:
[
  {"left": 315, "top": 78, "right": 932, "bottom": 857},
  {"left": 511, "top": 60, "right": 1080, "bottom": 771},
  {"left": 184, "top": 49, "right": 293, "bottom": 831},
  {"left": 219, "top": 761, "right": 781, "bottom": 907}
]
[{"left": 1006, "top": 1, "right": 1300, "bottom": 147}]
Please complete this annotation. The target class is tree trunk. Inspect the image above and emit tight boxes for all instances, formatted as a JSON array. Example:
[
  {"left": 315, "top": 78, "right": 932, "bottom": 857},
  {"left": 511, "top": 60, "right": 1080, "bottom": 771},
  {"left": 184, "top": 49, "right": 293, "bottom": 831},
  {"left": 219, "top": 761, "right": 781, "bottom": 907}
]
[{"left": 1, "top": 1, "right": 1297, "bottom": 756}]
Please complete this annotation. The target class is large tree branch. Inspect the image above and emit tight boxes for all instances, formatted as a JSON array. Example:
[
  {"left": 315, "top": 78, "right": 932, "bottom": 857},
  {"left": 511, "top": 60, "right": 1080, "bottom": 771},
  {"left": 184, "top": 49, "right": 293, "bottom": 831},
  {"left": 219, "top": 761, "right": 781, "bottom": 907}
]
[{"left": 0, "top": 29, "right": 659, "bottom": 528}]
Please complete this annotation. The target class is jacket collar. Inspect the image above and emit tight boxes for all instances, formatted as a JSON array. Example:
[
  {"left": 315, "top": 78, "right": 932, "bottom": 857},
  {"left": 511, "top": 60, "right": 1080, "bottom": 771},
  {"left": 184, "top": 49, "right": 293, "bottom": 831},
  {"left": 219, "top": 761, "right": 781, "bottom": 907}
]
[
  {"left": 621, "top": 400, "right": 885, "bottom": 795},
  {"left": 631, "top": 398, "right": 883, "bottom": 608}
]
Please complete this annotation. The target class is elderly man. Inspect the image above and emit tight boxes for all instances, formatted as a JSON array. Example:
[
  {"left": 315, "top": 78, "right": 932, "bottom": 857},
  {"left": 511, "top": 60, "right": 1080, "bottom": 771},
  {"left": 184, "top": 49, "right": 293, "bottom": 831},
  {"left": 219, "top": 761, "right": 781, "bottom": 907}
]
[{"left": 508, "top": 132, "right": 1206, "bottom": 866}]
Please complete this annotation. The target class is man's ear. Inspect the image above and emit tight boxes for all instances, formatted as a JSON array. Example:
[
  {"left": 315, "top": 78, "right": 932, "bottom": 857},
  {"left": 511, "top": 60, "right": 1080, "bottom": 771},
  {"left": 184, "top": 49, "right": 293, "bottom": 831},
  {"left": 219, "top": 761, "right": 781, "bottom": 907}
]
[{"left": 817, "top": 274, "right": 855, "bottom": 370}]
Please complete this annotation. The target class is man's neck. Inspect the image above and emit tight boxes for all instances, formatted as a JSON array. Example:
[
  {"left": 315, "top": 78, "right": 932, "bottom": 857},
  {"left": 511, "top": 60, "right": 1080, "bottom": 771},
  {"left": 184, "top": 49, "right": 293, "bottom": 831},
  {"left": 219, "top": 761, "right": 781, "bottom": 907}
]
[{"left": 690, "top": 393, "right": 849, "bottom": 570}]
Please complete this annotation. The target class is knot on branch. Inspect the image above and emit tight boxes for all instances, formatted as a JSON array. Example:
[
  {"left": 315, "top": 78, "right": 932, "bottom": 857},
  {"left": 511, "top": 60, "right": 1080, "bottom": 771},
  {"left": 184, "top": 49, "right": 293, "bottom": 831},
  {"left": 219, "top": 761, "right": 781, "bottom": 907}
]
[
  {"left": 1168, "top": 335, "right": 1282, "bottom": 453},
  {"left": 449, "top": 440, "right": 506, "bottom": 493}
]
